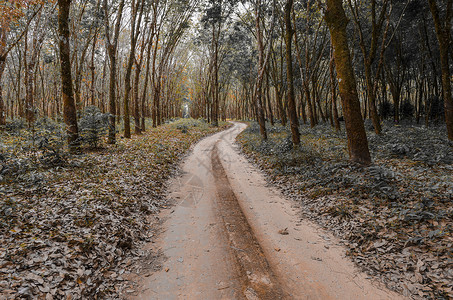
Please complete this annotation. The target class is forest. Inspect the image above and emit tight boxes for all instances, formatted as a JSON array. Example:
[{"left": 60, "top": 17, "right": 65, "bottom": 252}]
[{"left": 0, "top": 0, "right": 452, "bottom": 299}]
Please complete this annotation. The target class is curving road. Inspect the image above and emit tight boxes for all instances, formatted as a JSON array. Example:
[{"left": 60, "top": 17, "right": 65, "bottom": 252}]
[{"left": 132, "top": 122, "right": 404, "bottom": 300}]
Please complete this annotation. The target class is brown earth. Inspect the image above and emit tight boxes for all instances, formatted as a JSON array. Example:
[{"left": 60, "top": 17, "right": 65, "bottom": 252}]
[{"left": 131, "top": 122, "right": 405, "bottom": 300}]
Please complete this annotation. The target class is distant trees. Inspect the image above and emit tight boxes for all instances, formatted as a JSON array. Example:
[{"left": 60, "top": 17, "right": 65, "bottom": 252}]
[
  {"left": 189, "top": 0, "right": 451, "bottom": 158},
  {"left": 0, "top": 0, "right": 452, "bottom": 152},
  {"left": 0, "top": 0, "right": 195, "bottom": 145},
  {"left": 0, "top": 0, "right": 44, "bottom": 128}
]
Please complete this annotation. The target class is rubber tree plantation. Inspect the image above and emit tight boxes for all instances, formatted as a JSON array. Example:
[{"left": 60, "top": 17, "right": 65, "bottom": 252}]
[{"left": 0, "top": 0, "right": 451, "bottom": 299}]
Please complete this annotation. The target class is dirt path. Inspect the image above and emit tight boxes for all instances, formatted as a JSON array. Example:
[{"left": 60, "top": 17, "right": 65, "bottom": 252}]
[{"left": 133, "top": 122, "right": 404, "bottom": 300}]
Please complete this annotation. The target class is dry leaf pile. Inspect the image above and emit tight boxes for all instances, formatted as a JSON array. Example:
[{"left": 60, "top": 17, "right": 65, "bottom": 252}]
[
  {"left": 0, "top": 119, "right": 230, "bottom": 299},
  {"left": 237, "top": 121, "right": 452, "bottom": 300}
]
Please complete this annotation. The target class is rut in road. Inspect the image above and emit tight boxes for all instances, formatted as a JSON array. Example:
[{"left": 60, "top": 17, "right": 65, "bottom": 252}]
[{"left": 211, "top": 143, "right": 286, "bottom": 300}]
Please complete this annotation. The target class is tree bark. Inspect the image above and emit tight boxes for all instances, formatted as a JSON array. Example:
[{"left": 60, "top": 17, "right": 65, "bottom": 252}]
[
  {"left": 428, "top": 0, "right": 453, "bottom": 140},
  {"left": 325, "top": 0, "right": 371, "bottom": 165},
  {"left": 211, "top": 22, "right": 220, "bottom": 126},
  {"left": 254, "top": 0, "right": 267, "bottom": 140},
  {"left": 58, "top": 0, "right": 79, "bottom": 149},
  {"left": 329, "top": 44, "right": 341, "bottom": 132},
  {"left": 0, "top": 57, "right": 5, "bottom": 128},
  {"left": 284, "top": 0, "right": 300, "bottom": 146},
  {"left": 104, "top": 0, "right": 125, "bottom": 144},
  {"left": 124, "top": 0, "right": 144, "bottom": 138}
]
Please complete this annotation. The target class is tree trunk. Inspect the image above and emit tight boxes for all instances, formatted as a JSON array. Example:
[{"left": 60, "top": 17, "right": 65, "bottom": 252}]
[
  {"left": 329, "top": 45, "right": 341, "bottom": 132},
  {"left": 284, "top": 0, "right": 300, "bottom": 146},
  {"left": 133, "top": 65, "right": 141, "bottom": 134},
  {"left": 325, "top": 0, "right": 371, "bottom": 165},
  {"left": 364, "top": 64, "right": 381, "bottom": 133},
  {"left": 123, "top": 54, "right": 134, "bottom": 138},
  {"left": 254, "top": 0, "right": 267, "bottom": 140},
  {"left": 0, "top": 58, "right": 6, "bottom": 128},
  {"left": 304, "top": 81, "right": 315, "bottom": 127},
  {"left": 90, "top": 34, "right": 97, "bottom": 106},
  {"left": 123, "top": 0, "right": 144, "bottom": 138},
  {"left": 266, "top": 79, "right": 274, "bottom": 126},
  {"left": 275, "top": 86, "right": 286, "bottom": 125},
  {"left": 58, "top": 0, "right": 79, "bottom": 149},
  {"left": 25, "top": 61, "right": 37, "bottom": 126},
  {"left": 141, "top": 31, "right": 153, "bottom": 132},
  {"left": 104, "top": 0, "right": 125, "bottom": 144},
  {"left": 428, "top": 0, "right": 453, "bottom": 140}
]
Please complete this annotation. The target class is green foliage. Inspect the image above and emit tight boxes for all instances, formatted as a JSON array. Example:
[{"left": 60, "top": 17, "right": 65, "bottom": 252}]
[
  {"left": 3, "top": 119, "right": 26, "bottom": 133},
  {"left": 0, "top": 117, "right": 67, "bottom": 184},
  {"left": 78, "top": 106, "right": 110, "bottom": 148}
]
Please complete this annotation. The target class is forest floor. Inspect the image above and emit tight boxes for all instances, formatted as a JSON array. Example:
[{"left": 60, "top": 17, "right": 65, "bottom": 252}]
[
  {"left": 237, "top": 120, "right": 453, "bottom": 300},
  {"left": 0, "top": 118, "right": 230, "bottom": 299}
]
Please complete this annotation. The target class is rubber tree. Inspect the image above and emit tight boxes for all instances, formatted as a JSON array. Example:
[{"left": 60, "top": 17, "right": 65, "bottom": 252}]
[
  {"left": 292, "top": 1, "right": 327, "bottom": 128},
  {"left": 324, "top": 0, "right": 371, "bottom": 165},
  {"left": 123, "top": 0, "right": 145, "bottom": 138},
  {"left": 201, "top": 0, "right": 227, "bottom": 127},
  {"left": 58, "top": 0, "right": 79, "bottom": 149},
  {"left": 24, "top": 9, "right": 46, "bottom": 127},
  {"left": 252, "top": 0, "right": 276, "bottom": 140},
  {"left": 284, "top": 0, "right": 300, "bottom": 146},
  {"left": 104, "top": 0, "right": 125, "bottom": 144},
  {"left": 152, "top": 0, "right": 196, "bottom": 127},
  {"left": 329, "top": 42, "right": 341, "bottom": 132},
  {"left": 253, "top": 0, "right": 268, "bottom": 139},
  {"left": 428, "top": 0, "right": 453, "bottom": 140},
  {"left": 0, "top": 38, "right": 7, "bottom": 128}
]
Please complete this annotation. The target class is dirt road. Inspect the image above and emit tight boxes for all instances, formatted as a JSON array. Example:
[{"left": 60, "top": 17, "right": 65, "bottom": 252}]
[{"left": 133, "top": 122, "right": 404, "bottom": 300}]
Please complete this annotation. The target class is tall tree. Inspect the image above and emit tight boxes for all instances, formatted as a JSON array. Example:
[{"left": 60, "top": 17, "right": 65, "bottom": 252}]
[
  {"left": 201, "top": 0, "right": 231, "bottom": 126},
  {"left": 252, "top": 0, "right": 276, "bottom": 140},
  {"left": 329, "top": 42, "right": 341, "bottom": 132},
  {"left": 58, "top": 0, "right": 79, "bottom": 149},
  {"left": 428, "top": 0, "right": 453, "bottom": 140},
  {"left": 324, "top": 0, "right": 371, "bottom": 165},
  {"left": 284, "top": 0, "right": 300, "bottom": 146},
  {"left": 347, "top": 0, "right": 390, "bottom": 134},
  {"left": 24, "top": 8, "right": 46, "bottom": 126},
  {"left": 123, "top": 0, "right": 145, "bottom": 138},
  {"left": 104, "top": 0, "right": 125, "bottom": 144}
]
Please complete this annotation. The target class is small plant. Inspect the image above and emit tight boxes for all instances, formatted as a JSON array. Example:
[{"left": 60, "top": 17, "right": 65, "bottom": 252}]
[
  {"left": 78, "top": 106, "right": 110, "bottom": 148},
  {"left": 176, "top": 124, "right": 189, "bottom": 133},
  {"left": 37, "top": 136, "right": 67, "bottom": 168},
  {"left": 4, "top": 119, "right": 26, "bottom": 134}
]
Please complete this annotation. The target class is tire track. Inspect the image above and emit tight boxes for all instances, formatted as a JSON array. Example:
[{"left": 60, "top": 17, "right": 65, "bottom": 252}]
[{"left": 211, "top": 142, "right": 287, "bottom": 300}]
